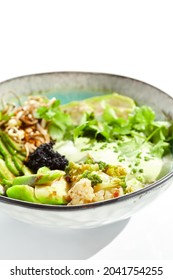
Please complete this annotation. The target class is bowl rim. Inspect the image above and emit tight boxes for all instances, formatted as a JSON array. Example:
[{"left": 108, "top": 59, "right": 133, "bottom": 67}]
[
  {"left": 0, "top": 71, "right": 173, "bottom": 211},
  {"left": 0, "top": 171, "right": 173, "bottom": 210},
  {"left": 0, "top": 70, "right": 172, "bottom": 93}
]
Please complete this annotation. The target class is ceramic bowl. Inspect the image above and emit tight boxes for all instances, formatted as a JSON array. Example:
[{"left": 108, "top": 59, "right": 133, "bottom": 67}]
[{"left": 0, "top": 72, "right": 173, "bottom": 228}]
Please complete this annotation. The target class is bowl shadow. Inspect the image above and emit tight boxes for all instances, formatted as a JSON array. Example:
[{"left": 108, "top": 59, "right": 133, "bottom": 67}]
[{"left": 0, "top": 214, "right": 130, "bottom": 260}]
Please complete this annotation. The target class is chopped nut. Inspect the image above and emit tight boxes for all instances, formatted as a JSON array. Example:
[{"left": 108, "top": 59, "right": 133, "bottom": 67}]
[{"left": 2, "top": 96, "right": 50, "bottom": 155}]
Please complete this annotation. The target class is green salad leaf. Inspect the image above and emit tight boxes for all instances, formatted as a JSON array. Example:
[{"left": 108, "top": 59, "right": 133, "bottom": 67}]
[
  {"left": 130, "top": 106, "right": 155, "bottom": 132},
  {"left": 35, "top": 96, "right": 173, "bottom": 158},
  {"left": 36, "top": 100, "right": 73, "bottom": 141}
]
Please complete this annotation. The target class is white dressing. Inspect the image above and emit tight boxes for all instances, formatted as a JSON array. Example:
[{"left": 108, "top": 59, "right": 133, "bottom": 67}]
[{"left": 54, "top": 137, "right": 173, "bottom": 185}]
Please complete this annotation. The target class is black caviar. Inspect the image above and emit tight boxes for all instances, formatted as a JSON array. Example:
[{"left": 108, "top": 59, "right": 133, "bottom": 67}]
[{"left": 25, "top": 142, "right": 69, "bottom": 173}]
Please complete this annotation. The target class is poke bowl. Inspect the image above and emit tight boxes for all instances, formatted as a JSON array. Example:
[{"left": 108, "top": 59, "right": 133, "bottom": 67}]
[{"left": 0, "top": 71, "right": 173, "bottom": 229}]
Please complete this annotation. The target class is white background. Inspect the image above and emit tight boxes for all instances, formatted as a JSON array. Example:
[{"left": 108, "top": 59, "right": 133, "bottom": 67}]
[{"left": 0, "top": 0, "right": 173, "bottom": 260}]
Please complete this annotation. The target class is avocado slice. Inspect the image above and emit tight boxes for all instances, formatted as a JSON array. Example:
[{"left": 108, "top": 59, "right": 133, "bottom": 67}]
[
  {"left": 3, "top": 141, "right": 16, "bottom": 155},
  {"left": 36, "top": 170, "right": 65, "bottom": 185},
  {"left": 22, "top": 165, "right": 32, "bottom": 175},
  {"left": 12, "top": 174, "right": 37, "bottom": 186},
  {"left": 37, "top": 166, "right": 51, "bottom": 174},
  {"left": 12, "top": 169, "right": 65, "bottom": 186},
  {"left": 0, "top": 133, "right": 26, "bottom": 177},
  {"left": 1, "top": 179, "right": 13, "bottom": 189},
  {"left": 12, "top": 156, "right": 31, "bottom": 175},
  {"left": 5, "top": 157, "right": 20, "bottom": 176},
  {"left": 0, "top": 158, "right": 15, "bottom": 180},
  {"left": 35, "top": 177, "right": 70, "bottom": 204},
  {"left": 61, "top": 93, "right": 136, "bottom": 124},
  {"left": 0, "top": 131, "right": 25, "bottom": 154},
  {"left": 6, "top": 184, "right": 39, "bottom": 203},
  {"left": 16, "top": 153, "right": 26, "bottom": 162},
  {"left": 7, "top": 177, "right": 69, "bottom": 205},
  {"left": 0, "top": 138, "right": 10, "bottom": 158},
  {"left": 12, "top": 156, "right": 24, "bottom": 174}
]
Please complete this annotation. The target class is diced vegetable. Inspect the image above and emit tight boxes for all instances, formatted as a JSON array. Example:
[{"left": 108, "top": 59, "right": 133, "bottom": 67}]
[{"left": 35, "top": 177, "right": 70, "bottom": 204}]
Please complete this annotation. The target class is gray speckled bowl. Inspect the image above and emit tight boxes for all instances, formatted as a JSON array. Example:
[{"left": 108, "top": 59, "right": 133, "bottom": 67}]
[{"left": 0, "top": 72, "right": 173, "bottom": 228}]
